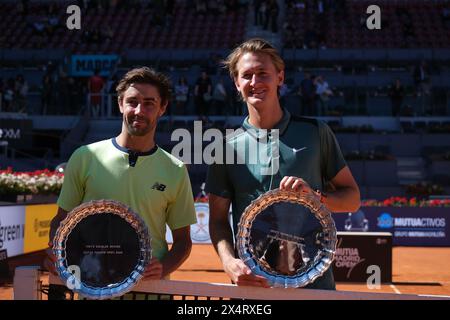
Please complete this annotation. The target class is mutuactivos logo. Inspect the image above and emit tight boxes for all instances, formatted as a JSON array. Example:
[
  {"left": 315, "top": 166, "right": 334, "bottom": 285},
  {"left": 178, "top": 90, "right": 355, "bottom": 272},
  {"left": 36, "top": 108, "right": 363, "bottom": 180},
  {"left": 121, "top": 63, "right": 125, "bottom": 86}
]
[
  {"left": 377, "top": 213, "right": 446, "bottom": 229},
  {"left": 377, "top": 213, "right": 394, "bottom": 229}
]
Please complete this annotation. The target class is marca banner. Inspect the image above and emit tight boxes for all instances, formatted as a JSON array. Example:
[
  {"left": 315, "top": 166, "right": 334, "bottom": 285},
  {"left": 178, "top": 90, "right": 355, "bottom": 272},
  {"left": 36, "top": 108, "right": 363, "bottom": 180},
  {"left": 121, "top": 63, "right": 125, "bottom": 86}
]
[
  {"left": 23, "top": 204, "right": 57, "bottom": 254},
  {"left": 166, "top": 202, "right": 211, "bottom": 244},
  {"left": 70, "top": 54, "right": 118, "bottom": 77},
  {"left": 332, "top": 207, "right": 450, "bottom": 246},
  {"left": 0, "top": 206, "right": 25, "bottom": 257}
]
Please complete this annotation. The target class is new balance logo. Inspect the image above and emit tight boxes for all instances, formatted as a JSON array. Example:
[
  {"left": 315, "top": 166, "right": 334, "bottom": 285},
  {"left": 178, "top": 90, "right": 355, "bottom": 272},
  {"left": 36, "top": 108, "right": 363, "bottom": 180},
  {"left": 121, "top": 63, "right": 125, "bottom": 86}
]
[{"left": 151, "top": 182, "right": 166, "bottom": 192}]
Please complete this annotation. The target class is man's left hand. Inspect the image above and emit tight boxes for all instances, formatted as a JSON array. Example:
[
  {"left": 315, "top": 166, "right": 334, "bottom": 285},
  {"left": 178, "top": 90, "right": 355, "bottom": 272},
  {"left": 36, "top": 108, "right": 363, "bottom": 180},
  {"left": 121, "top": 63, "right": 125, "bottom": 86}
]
[
  {"left": 279, "top": 176, "right": 318, "bottom": 199},
  {"left": 143, "top": 257, "right": 163, "bottom": 279}
]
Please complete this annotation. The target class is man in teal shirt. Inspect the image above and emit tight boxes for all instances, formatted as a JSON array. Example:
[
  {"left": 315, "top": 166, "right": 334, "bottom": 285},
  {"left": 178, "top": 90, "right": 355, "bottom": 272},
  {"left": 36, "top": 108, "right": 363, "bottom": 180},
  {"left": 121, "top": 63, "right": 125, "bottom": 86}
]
[{"left": 206, "top": 39, "right": 360, "bottom": 290}]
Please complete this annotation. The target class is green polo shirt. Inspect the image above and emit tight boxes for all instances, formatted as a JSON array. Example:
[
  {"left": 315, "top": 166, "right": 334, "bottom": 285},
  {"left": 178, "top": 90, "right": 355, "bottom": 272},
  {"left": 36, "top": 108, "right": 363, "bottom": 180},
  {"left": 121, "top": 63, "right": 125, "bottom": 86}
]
[{"left": 58, "top": 138, "right": 197, "bottom": 261}]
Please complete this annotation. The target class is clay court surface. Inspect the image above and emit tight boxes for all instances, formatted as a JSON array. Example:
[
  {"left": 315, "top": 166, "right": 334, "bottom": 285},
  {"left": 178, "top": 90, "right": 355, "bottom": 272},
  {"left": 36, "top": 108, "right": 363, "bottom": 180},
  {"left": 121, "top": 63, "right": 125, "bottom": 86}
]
[{"left": 1, "top": 245, "right": 450, "bottom": 299}]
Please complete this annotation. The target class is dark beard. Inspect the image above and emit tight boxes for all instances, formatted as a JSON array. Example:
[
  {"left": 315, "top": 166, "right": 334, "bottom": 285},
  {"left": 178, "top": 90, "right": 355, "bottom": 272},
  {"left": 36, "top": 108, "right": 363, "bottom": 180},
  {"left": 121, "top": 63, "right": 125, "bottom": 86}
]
[{"left": 125, "top": 118, "right": 152, "bottom": 136}]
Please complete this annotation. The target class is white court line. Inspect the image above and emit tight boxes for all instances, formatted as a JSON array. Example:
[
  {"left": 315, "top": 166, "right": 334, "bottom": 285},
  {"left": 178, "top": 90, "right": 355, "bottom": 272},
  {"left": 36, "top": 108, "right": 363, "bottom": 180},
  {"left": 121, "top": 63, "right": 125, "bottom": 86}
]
[{"left": 390, "top": 284, "right": 402, "bottom": 294}]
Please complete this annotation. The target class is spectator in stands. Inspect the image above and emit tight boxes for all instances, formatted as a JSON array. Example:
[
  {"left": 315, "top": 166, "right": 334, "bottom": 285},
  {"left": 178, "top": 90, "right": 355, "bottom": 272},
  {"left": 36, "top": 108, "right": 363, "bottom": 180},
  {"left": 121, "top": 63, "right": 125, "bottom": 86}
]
[
  {"left": 442, "top": 4, "right": 450, "bottom": 28},
  {"left": 206, "top": 38, "right": 360, "bottom": 290},
  {"left": 45, "top": 3, "right": 60, "bottom": 36},
  {"left": 283, "top": 21, "right": 303, "bottom": 48},
  {"left": 396, "top": 7, "right": 415, "bottom": 47},
  {"left": 41, "top": 74, "right": 53, "bottom": 115},
  {"left": 286, "top": 0, "right": 305, "bottom": 11},
  {"left": 413, "top": 61, "right": 429, "bottom": 97},
  {"left": 174, "top": 77, "right": 190, "bottom": 115},
  {"left": 279, "top": 82, "right": 290, "bottom": 107},
  {"left": 314, "top": 75, "right": 333, "bottom": 116},
  {"left": 58, "top": 73, "right": 70, "bottom": 115},
  {"left": 14, "top": 75, "right": 28, "bottom": 113},
  {"left": 103, "top": 25, "right": 114, "bottom": 43},
  {"left": 0, "top": 78, "right": 4, "bottom": 111},
  {"left": 30, "top": 17, "right": 46, "bottom": 36},
  {"left": 17, "top": 0, "right": 29, "bottom": 20},
  {"left": 257, "top": 0, "right": 267, "bottom": 27},
  {"left": 107, "top": 74, "right": 120, "bottom": 116},
  {"left": 68, "top": 76, "right": 84, "bottom": 115},
  {"left": 304, "top": 28, "right": 318, "bottom": 49},
  {"left": 3, "top": 78, "right": 14, "bottom": 112},
  {"left": 265, "top": 0, "right": 279, "bottom": 33},
  {"left": 316, "top": 0, "right": 325, "bottom": 14},
  {"left": 151, "top": 0, "right": 166, "bottom": 27},
  {"left": 211, "top": 77, "right": 228, "bottom": 115},
  {"left": 88, "top": 69, "right": 105, "bottom": 117},
  {"left": 388, "top": 79, "right": 404, "bottom": 117},
  {"left": 81, "top": 29, "right": 92, "bottom": 44},
  {"left": 253, "top": 0, "right": 263, "bottom": 26},
  {"left": 298, "top": 72, "right": 316, "bottom": 115},
  {"left": 195, "top": 71, "right": 212, "bottom": 118}
]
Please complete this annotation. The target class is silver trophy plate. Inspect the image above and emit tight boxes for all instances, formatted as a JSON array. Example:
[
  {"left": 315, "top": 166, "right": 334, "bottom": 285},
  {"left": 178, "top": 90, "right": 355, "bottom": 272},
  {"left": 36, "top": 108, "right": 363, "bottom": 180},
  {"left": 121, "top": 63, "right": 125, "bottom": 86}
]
[
  {"left": 53, "top": 200, "right": 151, "bottom": 299},
  {"left": 237, "top": 189, "right": 337, "bottom": 288}
]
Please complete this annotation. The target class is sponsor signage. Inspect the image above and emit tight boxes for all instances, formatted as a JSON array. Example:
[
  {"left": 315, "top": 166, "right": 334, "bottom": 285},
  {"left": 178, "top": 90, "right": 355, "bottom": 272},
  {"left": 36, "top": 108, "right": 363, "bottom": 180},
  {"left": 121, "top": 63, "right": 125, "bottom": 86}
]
[
  {"left": 333, "top": 207, "right": 450, "bottom": 246},
  {"left": 333, "top": 232, "right": 392, "bottom": 283},
  {"left": 0, "top": 119, "right": 32, "bottom": 148},
  {"left": 0, "top": 206, "right": 25, "bottom": 257},
  {"left": 23, "top": 204, "right": 57, "bottom": 254},
  {"left": 70, "top": 54, "right": 118, "bottom": 77}
]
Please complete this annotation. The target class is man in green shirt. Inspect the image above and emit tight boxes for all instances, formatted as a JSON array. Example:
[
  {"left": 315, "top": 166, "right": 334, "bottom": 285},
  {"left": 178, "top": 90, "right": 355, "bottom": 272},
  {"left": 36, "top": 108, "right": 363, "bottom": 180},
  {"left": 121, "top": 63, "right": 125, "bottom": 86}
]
[
  {"left": 206, "top": 39, "right": 360, "bottom": 290},
  {"left": 45, "top": 67, "right": 196, "bottom": 291}
]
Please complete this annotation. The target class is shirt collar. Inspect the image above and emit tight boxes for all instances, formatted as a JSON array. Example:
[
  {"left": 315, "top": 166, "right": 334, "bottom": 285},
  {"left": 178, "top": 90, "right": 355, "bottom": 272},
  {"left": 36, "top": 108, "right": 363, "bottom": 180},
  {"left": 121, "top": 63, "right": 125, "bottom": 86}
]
[
  {"left": 242, "top": 108, "right": 291, "bottom": 137},
  {"left": 111, "top": 138, "right": 158, "bottom": 156}
]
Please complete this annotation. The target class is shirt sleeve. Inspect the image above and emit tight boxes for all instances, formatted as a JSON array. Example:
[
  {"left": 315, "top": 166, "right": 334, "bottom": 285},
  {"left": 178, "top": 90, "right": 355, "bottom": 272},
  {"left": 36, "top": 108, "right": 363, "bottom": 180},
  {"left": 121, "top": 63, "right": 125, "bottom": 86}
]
[
  {"left": 166, "top": 165, "right": 197, "bottom": 231},
  {"left": 319, "top": 121, "right": 347, "bottom": 182},
  {"left": 56, "top": 147, "right": 87, "bottom": 212},
  {"left": 205, "top": 162, "right": 233, "bottom": 199}
]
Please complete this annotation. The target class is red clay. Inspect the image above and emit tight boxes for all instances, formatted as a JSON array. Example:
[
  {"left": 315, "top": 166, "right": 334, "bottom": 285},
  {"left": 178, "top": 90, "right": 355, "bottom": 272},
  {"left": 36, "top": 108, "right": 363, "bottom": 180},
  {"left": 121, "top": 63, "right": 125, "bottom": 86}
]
[{"left": 1, "top": 245, "right": 449, "bottom": 299}]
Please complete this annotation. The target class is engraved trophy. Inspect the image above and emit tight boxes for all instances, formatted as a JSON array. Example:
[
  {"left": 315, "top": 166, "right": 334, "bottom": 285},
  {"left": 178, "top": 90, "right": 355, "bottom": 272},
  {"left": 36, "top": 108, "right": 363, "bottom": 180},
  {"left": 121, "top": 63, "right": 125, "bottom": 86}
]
[
  {"left": 237, "top": 189, "right": 337, "bottom": 288},
  {"left": 53, "top": 200, "right": 151, "bottom": 299}
]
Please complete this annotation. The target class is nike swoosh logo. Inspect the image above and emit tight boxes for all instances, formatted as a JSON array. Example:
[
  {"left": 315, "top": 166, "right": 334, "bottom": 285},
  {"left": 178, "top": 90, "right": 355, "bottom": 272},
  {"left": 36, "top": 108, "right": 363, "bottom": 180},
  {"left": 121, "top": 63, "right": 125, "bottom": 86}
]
[{"left": 292, "top": 147, "right": 307, "bottom": 153}]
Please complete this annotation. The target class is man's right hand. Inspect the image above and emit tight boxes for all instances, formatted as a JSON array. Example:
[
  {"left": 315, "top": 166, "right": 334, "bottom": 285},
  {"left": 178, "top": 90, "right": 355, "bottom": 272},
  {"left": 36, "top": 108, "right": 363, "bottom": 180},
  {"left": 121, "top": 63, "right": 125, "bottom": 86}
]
[
  {"left": 43, "top": 242, "right": 58, "bottom": 275},
  {"left": 223, "top": 258, "right": 270, "bottom": 288}
]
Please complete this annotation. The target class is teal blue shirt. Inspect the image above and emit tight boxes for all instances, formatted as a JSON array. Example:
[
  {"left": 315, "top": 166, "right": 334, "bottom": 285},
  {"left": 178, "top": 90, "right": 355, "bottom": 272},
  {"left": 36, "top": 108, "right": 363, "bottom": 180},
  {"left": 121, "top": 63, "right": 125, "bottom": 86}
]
[
  {"left": 206, "top": 109, "right": 346, "bottom": 232},
  {"left": 206, "top": 109, "right": 346, "bottom": 289}
]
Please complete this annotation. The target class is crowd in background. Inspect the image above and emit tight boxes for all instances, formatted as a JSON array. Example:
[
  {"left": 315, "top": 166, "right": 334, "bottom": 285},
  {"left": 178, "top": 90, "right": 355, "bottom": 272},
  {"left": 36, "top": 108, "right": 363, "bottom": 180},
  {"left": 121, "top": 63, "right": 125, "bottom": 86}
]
[{"left": 0, "top": 60, "right": 442, "bottom": 118}]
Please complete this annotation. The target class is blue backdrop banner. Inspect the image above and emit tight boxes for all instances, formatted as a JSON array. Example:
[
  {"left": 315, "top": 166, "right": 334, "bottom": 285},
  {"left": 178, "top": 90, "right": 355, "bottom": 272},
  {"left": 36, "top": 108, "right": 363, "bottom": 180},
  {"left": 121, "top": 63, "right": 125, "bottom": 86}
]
[{"left": 332, "top": 207, "right": 450, "bottom": 246}]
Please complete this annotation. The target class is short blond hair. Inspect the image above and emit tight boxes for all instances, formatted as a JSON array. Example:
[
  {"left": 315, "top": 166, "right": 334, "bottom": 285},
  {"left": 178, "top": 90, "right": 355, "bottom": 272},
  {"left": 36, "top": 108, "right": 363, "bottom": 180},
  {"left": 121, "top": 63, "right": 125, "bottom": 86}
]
[{"left": 223, "top": 38, "right": 285, "bottom": 80}]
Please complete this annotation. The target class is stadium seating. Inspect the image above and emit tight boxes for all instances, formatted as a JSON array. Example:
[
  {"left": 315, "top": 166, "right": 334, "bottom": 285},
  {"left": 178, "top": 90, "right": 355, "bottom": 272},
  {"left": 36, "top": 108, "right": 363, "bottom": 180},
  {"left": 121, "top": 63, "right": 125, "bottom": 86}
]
[
  {"left": 284, "top": 0, "right": 450, "bottom": 49},
  {"left": 0, "top": 1, "right": 247, "bottom": 53}
]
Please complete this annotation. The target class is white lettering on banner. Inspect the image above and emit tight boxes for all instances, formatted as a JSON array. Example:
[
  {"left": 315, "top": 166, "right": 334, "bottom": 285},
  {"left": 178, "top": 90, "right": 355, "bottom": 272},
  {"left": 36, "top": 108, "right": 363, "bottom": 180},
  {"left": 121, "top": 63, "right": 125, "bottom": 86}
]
[
  {"left": 395, "top": 231, "right": 446, "bottom": 238},
  {"left": 335, "top": 247, "right": 366, "bottom": 278},
  {"left": 0, "top": 128, "right": 21, "bottom": 139},
  {"left": 394, "top": 218, "right": 446, "bottom": 228}
]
